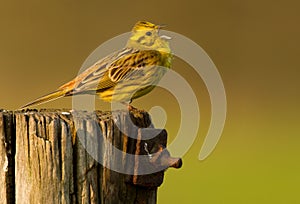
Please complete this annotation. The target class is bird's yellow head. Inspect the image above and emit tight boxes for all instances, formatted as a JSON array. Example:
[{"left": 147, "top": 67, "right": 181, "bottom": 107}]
[{"left": 126, "top": 21, "right": 171, "bottom": 53}]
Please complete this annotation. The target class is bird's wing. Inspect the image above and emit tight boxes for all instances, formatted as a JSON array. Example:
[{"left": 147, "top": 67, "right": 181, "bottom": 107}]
[
  {"left": 66, "top": 48, "right": 163, "bottom": 95},
  {"left": 107, "top": 49, "right": 163, "bottom": 82},
  {"left": 60, "top": 47, "right": 136, "bottom": 95}
]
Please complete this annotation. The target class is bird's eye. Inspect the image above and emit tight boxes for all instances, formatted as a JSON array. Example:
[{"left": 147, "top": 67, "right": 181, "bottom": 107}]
[{"left": 145, "top": 31, "right": 152, "bottom": 36}]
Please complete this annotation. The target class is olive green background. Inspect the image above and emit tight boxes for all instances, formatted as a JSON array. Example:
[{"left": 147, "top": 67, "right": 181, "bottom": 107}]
[{"left": 1, "top": 0, "right": 299, "bottom": 203}]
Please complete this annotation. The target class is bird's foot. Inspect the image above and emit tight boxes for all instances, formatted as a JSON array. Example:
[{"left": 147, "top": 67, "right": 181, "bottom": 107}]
[{"left": 121, "top": 102, "right": 144, "bottom": 118}]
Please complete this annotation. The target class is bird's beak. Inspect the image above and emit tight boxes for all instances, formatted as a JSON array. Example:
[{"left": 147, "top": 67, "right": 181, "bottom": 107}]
[
  {"left": 157, "top": 24, "right": 171, "bottom": 40},
  {"left": 157, "top": 24, "right": 167, "bottom": 29}
]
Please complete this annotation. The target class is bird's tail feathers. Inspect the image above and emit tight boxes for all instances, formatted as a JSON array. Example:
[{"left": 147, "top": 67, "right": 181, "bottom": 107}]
[{"left": 21, "top": 89, "right": 68, "bottom": 109}]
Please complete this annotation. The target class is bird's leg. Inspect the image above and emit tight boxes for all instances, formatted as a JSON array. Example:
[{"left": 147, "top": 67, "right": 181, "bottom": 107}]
[
  {"left": 121, "top": 100, "right": 144, "bottom": 118},
  {"left": 121, "top": 100, "right": 137, "bottom": 111}
]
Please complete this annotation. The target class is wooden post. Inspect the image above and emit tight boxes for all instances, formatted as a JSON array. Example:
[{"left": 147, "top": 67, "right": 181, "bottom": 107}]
[{"left": 0, "top": 109, "right": 182, "bottom": 204}]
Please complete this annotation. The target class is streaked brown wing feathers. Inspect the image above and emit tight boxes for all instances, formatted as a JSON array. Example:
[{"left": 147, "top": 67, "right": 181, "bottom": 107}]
[
  {"left": 60, "top": 48, "right": 162, "bottom": 95},
  {"left": 66, "top": 47, "right": 135, "bottom": 94},
  {"left": 108, "top": 50, "right": 162, "bottom": 83}
]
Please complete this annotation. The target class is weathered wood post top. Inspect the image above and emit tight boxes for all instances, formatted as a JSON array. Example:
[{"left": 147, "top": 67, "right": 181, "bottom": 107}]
[{"left": 0, "top": 109, "right": 182, "bottom": 204}]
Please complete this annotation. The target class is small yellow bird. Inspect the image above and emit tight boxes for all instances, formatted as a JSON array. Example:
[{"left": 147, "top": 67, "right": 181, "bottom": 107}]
[{"left": 21, "top": 21, "right": 172, "bottom": 109}]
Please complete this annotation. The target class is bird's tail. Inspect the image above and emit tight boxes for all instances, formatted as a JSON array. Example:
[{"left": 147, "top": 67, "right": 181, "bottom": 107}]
[{"left": 21, "top": 89, "right": 68, "bottom": 109}]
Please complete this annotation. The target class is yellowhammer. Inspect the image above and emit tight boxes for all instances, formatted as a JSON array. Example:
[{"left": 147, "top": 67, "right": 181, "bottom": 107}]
[{"left": 21, "top": 21, "right": 172, "bottom": 108}]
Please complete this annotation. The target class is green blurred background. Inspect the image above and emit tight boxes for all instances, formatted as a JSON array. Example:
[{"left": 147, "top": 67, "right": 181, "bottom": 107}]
[{"left": 1, "top": 0, "right": 299, "bottom": 203}]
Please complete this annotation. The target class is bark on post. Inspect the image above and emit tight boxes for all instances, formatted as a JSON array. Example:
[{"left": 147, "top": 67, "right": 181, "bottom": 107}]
[{"left": 0, "top": 109, "right": 182, "bottom": 204}]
